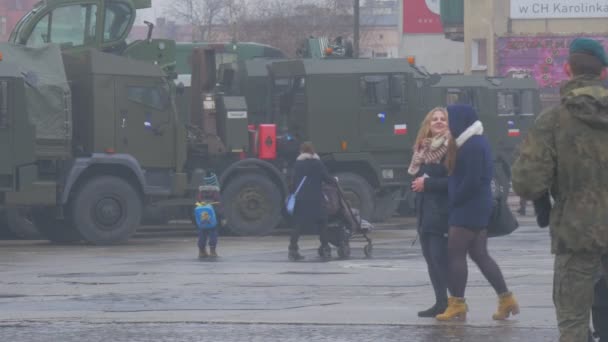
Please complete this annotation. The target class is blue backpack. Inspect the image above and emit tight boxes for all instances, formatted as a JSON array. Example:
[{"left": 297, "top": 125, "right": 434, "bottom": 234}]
[{"left": 194, "top": 203, "right": 218, "bottom": 230}]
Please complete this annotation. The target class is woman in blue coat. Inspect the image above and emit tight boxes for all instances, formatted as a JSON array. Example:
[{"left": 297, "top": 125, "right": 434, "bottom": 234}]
[
  {"left": 408, "top": 107, "right": 450, "bottom": 317},
  {"left": 436, "top": 104, "right": 519, "bottom": 321}
]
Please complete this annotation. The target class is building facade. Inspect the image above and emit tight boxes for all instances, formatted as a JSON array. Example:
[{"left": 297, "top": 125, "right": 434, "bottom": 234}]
[
  {"left": 0, "top": 0, "right": 39, "bottom": 42},
  {"left": 399, "top": 0, "right": 465, "bottom": 74},
  {"left": 461, "top": 0, "right": 608, "bottom": 107}
]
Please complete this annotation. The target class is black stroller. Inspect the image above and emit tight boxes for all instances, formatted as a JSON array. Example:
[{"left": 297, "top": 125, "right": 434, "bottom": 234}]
[{"left": 322, "top": 182, "right": 373, "bottom": 259}]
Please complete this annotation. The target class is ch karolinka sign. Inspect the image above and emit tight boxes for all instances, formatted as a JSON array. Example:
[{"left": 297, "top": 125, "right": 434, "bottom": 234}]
[{"left": 511, "top": 0, "right": 608, "bottom": 19}]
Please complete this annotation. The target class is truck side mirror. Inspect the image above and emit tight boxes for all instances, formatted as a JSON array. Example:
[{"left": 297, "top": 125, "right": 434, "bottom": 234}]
[{"left": 176, "top": 82, "right": 185, "bottom": 96}]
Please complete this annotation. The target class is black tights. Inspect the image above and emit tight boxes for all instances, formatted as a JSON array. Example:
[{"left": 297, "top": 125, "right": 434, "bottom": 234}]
[
  {"left": 447, "top": 226, "right": 509, "bottom": 298},
  {"left": 289, "top": 220, "right": 329, "bottom": 249}
]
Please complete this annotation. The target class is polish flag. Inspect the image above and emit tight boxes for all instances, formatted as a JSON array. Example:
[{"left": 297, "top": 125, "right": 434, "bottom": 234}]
[
  {"left": 508, "top": 129, "right": 520, "bottom": 137},
  {"left": 394, "top": 124, "right": 407, "bottom": 135}
]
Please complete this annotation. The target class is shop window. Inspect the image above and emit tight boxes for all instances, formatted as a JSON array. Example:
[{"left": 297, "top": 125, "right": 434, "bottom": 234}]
[{"left": 472, "top": 39, "right": 487, "bottom": 70}]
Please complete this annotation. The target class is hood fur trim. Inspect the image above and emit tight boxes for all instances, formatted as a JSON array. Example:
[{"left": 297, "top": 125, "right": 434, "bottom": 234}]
[
  {"left": 456, "top": 121, "right": 484, "bottom": 147},
  {"left": 297, "top": 153, "right": 320, "bottom": 161}
]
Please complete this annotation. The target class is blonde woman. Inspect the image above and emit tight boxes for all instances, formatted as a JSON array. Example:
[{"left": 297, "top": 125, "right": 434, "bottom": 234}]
[{"left": 408, "top": 107, "right": 450, "bottom": 317}]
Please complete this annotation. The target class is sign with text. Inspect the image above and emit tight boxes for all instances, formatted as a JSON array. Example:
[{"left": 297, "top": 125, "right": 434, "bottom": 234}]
[
  {"left": 511, "top": 0, "right": 608, "bottom": 19},
  {"left": 403, "top": 0, "right": 443, "bottom": 33}
]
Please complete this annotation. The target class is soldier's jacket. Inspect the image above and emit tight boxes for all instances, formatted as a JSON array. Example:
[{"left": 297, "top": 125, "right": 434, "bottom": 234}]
[{"left": 512, "top": 75, "right": 608, "bottom": 254}]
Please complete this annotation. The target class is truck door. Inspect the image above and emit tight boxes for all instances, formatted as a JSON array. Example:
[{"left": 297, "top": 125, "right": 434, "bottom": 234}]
[
  {"left": 359, "top": 74, "right": 410, "bottom": 151},
  {"left": 115, "top": 77, "right": 175, "bottom": 169}
]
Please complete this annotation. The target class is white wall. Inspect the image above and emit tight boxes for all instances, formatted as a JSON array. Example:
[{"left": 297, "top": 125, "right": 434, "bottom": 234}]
[{"left": 400, "top": 34, "right": 465, "bottom": 74}]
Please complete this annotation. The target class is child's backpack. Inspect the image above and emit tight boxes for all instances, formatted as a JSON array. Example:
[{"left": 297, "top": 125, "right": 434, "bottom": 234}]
[{"left": 194, "top": 203, "right": 218, "bottom": 230}]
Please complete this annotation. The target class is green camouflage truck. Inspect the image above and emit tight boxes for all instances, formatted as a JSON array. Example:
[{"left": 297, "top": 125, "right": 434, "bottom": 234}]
[{"left": 0, "top": 0, "right": 541, "bottom": 244}]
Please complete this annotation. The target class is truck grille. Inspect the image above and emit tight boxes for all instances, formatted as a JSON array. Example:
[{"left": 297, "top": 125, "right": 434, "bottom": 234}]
[{"left": 0, "top": 81, "right": 7, "bottom": 128}]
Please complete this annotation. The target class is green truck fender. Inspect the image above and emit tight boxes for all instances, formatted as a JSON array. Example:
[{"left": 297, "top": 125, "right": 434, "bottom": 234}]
[{"left": 60, "top": 153, "right": 147, "bottom": 205}]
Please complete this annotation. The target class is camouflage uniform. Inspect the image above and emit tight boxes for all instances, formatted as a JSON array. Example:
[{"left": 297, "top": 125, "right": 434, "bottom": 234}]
[{"left": 512, "top": 75, "right": 608, "bottom": 342}]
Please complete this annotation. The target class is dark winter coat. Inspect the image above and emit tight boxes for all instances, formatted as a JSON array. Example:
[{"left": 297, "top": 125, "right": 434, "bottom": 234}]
[
  {"left": 415, "top": 162, "right": 449, "bottom": 235},
  {"left": 292, "top": 153, "right": 334, "bottom": 226},
  {"left": 447, "top": 104, "right": 494, "bottom": 230}
]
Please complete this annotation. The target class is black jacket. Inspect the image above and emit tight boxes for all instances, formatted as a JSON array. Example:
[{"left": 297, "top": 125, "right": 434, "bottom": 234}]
[
  {"left": 415, "top": 162, "right": 449, "bottom": 235},
  {"left": 292, "top": 153, "right": 334, "bottom": 225}
]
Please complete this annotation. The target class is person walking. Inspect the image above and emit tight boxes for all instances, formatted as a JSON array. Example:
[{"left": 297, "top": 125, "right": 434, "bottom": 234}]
[
  {"left": 436, "top": 104, "right": 519, "bottom": 321},
  {"left": 408, "top": 107, "right": 451, "bottom": 317},
  {"left": 512, "top": 38, "right": 608, "bottom": 341},
  {"left": 288, "top": 142, "right": 336, "bottom": 261}
]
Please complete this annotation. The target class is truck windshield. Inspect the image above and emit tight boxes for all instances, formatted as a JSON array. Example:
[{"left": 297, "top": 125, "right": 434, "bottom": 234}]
[
  {"left": 497, "top": 91, "right": 520, "bottom": 115},
  {"left": 25, "top": 4, "right": 98, "bottom": 48},
  {"left": 272, "top": 77, "right": 305, "bottom": 134},
  {"left": 446, "top": 88, "right": 474, "bottom": 106},
  {"left": 521, "top": 90, "right": 535, "bottom": 115},
  {"left": 0, "top": 81, "right": 7, "bottom": 128},
  {"left": 103, "top": 2, "right": 132, "bottom": 42}
]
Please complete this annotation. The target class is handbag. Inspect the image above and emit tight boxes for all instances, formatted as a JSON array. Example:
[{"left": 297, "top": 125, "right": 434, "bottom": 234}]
[
  {"left": 487, "top": 178, "right": 519, "bottom": 238},
  {"left": 286, "top": 176, "right": 307, "bottom": 215}
]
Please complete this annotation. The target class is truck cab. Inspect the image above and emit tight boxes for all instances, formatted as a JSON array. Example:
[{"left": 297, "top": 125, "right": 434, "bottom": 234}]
[
  {"left": 10, "top": 0, "right": 175, "bottom": 73},
  {"left": 432, "top": 75, "right": 541, "bottom": 188},
  {"left": 265, "top": 58, "right": 432, "bottom": 221}
]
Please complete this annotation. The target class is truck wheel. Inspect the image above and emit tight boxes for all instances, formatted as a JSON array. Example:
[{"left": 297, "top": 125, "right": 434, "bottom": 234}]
[
  {"left": 5, "top": 208, "right": 41, "bottom": 239},
  {"left": 70, "top": 176, "right": 142, "bottom": 245},
  {"left": 222, "top": 173, "right": 282, "bottom": 236},
  {"left": 335, "top": 173, "right": 375, "bottom": 221},
  {"left": 371, "top": 190, "right": 400, "bottom": 223},
  {"left": 31, "top": 208, "right": 82, "bottom": 243}
]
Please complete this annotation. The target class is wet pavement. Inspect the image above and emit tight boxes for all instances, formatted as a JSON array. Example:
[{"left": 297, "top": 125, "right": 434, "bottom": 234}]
[
  {"left": 1, "top": 322, "right": 557, "bottom": 342},
  {"left": 0, "top": 216, "right": 561, "bottom": 341}
]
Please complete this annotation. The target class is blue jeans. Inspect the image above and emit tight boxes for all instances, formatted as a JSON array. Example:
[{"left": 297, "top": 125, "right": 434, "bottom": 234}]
[{"left": 198, "top": 228, "right": 218, "bottom": 249}]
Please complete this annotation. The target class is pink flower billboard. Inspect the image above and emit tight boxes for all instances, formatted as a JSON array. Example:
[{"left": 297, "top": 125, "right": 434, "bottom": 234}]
[{"left": 497, "top": 35, "right": 608, "bottom": 107}]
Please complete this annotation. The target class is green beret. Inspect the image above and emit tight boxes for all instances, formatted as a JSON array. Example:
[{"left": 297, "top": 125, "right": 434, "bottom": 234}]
[{"left": 570, "top": 38, "right": 608, "bottom": 67}]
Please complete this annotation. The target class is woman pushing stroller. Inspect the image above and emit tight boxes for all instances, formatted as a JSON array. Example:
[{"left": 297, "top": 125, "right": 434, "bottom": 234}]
[{"left": 288, "top": 142, "right": 337, "bottom": 261}]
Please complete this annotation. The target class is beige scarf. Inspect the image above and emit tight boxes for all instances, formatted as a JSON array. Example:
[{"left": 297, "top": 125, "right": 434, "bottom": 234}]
[{"left": 408, "top": 133, "right": 450, "bottom": 176}]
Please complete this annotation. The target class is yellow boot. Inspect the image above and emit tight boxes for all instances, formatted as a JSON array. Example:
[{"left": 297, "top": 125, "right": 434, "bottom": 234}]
[
  {"left": 493, "top": 292, "right": 519, "bottom": 320},
  {"left": 435, "top": 297, "right": 467, "bottom": 321}
]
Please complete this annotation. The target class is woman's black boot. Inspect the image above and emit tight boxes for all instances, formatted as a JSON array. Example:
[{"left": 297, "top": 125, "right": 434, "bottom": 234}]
[{"left": 417, "top": 301, "right": 448, "bottom": 317}]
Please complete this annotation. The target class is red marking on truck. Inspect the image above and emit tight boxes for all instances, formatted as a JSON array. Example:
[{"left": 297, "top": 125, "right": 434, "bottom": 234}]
[
  {"left": 394, "top": 124, "right": 407, "bottom": 135},
  {"left": 508, "top": 129, "right": 520, "bottom": 137}
]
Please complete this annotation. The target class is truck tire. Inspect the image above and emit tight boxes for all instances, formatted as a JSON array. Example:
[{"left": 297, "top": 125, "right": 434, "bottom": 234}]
[
  {"left": 5, "top": 208, "right": 41, "bottom": 239},
  {"left": 31, "top": 208, "right": 82, "bottom": 243},
  {"left": 222, "top": 173, "right": 282, "bottom": 236},
  {"left": 335, "top": 173, "right": 375, "bottom": 221},
  {"left": 371, "top": 190, "right": 400, "bottom": 223},
  {"left": 70, "top": 176, "right": 142, "bottom": 245}
]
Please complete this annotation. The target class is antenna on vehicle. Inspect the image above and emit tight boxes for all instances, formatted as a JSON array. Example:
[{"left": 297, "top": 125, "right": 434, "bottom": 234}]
[{"left": 144, "top": 21, "right": 154, "bottom": 43}]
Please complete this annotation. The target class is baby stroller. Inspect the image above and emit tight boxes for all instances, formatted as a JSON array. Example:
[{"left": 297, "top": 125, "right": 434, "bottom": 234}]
[{"left": 323, "top": 182, "right": 373, "bottom": 259}]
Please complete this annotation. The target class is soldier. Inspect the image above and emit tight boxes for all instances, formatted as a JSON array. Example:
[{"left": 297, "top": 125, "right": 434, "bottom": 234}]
[{"left": 511, "top": 38, "right": 608, "bottom": 342}]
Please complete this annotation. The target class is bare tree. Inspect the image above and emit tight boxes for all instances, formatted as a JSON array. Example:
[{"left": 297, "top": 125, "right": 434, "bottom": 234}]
[{"left": 166, "top": 0, "right": 227, "bottom": 41}]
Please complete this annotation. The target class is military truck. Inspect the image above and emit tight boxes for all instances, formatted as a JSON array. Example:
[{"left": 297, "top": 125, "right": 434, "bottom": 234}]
[
  {"left": 431, "top": 75, "right": 540, "bottom": 189},
  {"left": 0, "top": 0, "right": 542, "bottom": 243}
]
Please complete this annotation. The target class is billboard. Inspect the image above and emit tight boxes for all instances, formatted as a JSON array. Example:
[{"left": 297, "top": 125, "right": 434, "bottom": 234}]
[
  {"left": 511, "top": 0, "right": 608, "bottom": 19},
  {"left": 403, "top": 0, "right": 443, "bottom": 33},
  {"left": 497, "top": 35, "right": 608, "bottom": 106}
]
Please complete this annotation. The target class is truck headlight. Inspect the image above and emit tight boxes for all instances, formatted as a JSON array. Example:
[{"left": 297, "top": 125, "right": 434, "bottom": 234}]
[{"left": 382, "top": 169, "right": 394, "bottom": 179}]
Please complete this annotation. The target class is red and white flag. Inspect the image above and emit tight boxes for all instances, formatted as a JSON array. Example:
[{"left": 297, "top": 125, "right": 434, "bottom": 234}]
[
  {"left": 394, "top": 124, "right": 407, "bottom": 135},
  {"left": 508, "top": 129, "right": 520, "bottom": 137}
]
